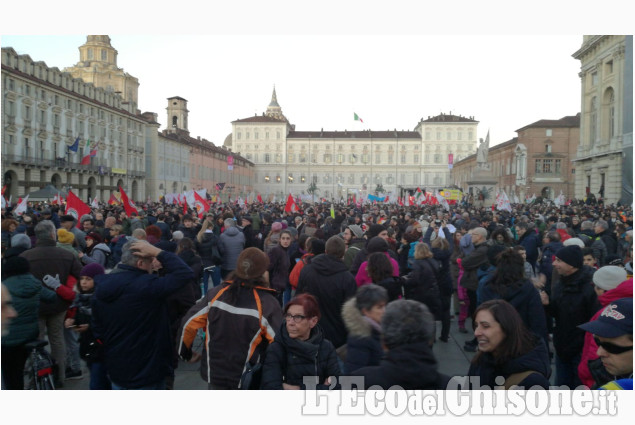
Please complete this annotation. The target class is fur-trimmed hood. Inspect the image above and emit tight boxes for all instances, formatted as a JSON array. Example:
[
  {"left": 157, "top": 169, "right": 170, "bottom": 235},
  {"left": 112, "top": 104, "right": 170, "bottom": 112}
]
[{"left": 342, "top": 297, "right": 373, "bottom": 338}]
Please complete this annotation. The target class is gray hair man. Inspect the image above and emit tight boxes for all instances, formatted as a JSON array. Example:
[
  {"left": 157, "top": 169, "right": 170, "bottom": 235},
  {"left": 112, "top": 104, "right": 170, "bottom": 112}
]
[{"left": 20, "top": 220, "right": 82, "bottom": 383}]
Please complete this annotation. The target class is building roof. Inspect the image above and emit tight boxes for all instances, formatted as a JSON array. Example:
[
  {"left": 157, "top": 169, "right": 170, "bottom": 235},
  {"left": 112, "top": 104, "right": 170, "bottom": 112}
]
[
  {"left": 419, "top": 113, "right": 478, "bottom": 123},
  {"left": 515, "top": 114, "right": 580, "bottom": 132},
  {"left": 167, "top": 96, "right": 188, "bottom": 102},
  {"left": 159, "top": 129, "right": 253, "bottom": 165},
  {"left": 287, "top": 130, "right": 421, "bottom": 139},
  {"left": 232, "top": 114, "right": 288, "bottom": 124}
]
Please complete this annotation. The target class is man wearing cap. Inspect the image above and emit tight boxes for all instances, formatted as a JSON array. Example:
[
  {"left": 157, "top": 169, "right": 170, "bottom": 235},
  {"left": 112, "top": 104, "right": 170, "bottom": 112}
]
[
  {"left": 91, "top": 240, "right": 193, "bottom": 390},
  {"left": 579, "top": 298, "right": 632, "bottom": 388},
  {"left": 241, "top": 215, "right": 257, "bottom": 249},
  {"left": 540, "top": 245, "right": 600, "bottom": 388},
  {"left": 578, "top": 267, "right": 631, "bottom": 388}
]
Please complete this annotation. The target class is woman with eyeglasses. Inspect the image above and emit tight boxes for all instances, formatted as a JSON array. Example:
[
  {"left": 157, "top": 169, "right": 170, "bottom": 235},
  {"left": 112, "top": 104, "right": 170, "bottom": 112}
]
[
  {"left": 467, "top": 299, "right": 551, "bottom": 390},
  {"left": 260, "top": 293, "right": 341, "bottom": 389}
]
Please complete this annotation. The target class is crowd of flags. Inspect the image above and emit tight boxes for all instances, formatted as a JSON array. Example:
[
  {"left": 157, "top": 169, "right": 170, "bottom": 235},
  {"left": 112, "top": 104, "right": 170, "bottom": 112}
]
[{"left": 67, "top": 137, "right": 100, "bottom": 166}]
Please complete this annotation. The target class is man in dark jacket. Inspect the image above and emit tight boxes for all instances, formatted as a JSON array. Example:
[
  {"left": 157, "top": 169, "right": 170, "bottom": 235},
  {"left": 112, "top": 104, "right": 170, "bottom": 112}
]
[
  {"left": 20, "top": 220, "right": 82, "bottom": 383},
  {"left": 297, "top": 236, "right": 356, "bottom": 349},
  {"left": 516, "top": 222, "right": 539, "bottom": 271},
  {"left": 540, "top": 245, "right": 599, "bottom": 388},
  {"left": 92, "top": 240, "right": 193, "bottom": 389},
  {"left": 219, "top": 218, "right": 245, "bottom": 279},
  {"left": 459, "top": 227, "right": 490, "bottom": 352},
  {"left": 594, "top": 220, "right": 618, "bottom": 258},
  {"left": 353, "top": 299, "right": 450, "bottom": 390}
]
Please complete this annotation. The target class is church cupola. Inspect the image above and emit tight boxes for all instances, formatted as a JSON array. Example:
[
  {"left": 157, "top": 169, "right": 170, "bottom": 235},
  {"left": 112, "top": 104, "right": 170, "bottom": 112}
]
[{"left": 166, "top": 96, "right": 189, "bottom": 134}]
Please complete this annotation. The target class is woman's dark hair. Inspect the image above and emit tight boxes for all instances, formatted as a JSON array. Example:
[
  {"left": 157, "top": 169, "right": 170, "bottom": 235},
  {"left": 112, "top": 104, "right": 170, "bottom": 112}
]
[
  {"left": 297, "top": 233, "right": 311, "bottom": 251},
  {"left": 308, "top": 238, "right": 325, "bottom": 255},
  {"left": 487, "top": 249, "right": 524, "bottom": 297},
  {"left": 472, "top": 299, "right": 536, "bottom": 366},
  {"left": 367, "top": 236, "right": 389, "bottom": 254},
  {"left": 176, "top": 237, "right": 196, "bottom": 255},
  {"left": 284, "top": 293, "right": 321, "bottom": 320},
  {"left": 490, "top": 227, "right": 512, "bottom": 246},
  {"left": 367, "top": 252, "right": 393, "bottom": 283}
]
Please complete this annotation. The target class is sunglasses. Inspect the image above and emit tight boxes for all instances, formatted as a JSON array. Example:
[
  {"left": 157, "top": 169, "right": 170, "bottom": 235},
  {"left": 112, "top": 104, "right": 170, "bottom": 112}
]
[{"left": 594, "top": 337, "right": 633, "bottom": 355}]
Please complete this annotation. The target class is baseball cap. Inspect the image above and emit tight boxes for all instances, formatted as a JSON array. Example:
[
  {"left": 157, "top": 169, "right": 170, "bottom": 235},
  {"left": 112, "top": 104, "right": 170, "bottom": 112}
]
[{"left": 578, "top": 298, "right": 633, "bottom": 338}]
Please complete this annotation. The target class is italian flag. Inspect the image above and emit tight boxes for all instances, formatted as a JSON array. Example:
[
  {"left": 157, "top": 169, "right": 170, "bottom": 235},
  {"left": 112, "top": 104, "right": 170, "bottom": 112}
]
[{"left": 354, "top": 113, "right": 363, "bottom": 123}]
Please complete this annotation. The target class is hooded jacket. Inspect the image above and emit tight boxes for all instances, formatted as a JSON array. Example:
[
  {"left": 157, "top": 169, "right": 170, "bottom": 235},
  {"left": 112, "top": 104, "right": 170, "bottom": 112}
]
[
  {"left": 578, "top": 278, "right": 633, "bottom": 388},
  {"left": 467, "top": 337, "right": 552, "bottom": 389},
  {"left": 260, "top": 324, "right": 341, "bottom": 389},
  {"left": 91, "top": 250, "right": 193, "bottom": 388},
  {"left": 297, "top": 253, "right": 357, "bottom": 348},
  {"left": 459, "top": 241, "right": 489, "bottom": 291},
  {"left": 81, "top": 242, "right": 111, "bottom": 267},
  {"left": 403, "top": 258, "right": 442, "bottom": 319},
  {"left": 341, "top": 297, "right": 384, "bottom": 374},
  {"left": 354, "top": 341, "right": 450, "bottom": 390},
  {"left": 268, "top": 244, "right": 290, "bottom": 292},
  {"left": 1, "top": 273, "right": 56, "bottom": 347},
  {"left": 219, "top": 226, "right": 245, "bottom": 271}
]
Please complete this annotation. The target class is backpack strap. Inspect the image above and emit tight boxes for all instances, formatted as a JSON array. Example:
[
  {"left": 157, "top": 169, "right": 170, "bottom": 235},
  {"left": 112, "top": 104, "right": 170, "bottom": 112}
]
[
  {"left": 247, "top": 289, "right": 272, "bottom": 364},
  {"left": 504, "top": 370, "right": 539, "bottom": 389}
]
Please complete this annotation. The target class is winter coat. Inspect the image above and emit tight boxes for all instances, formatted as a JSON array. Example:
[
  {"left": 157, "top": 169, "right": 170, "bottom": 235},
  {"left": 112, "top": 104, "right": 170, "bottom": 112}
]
[
  {"left": 459, "top": 241, "right": 489, "bottom": 291},
  {"left": 177, "top": 282, "right": 282, "bottom": 388},
  {"left": 578, "top": 278, "right": 633, "bottom": 388},
  {"left": 544, "top": 266, "right": 600, "bottom": 361},
  {"left": 219, "top": 226, "right": 245, "bottom": 271},
  {"left": 20, "top": 239, "right": 83, "bottom": 316},
  {"left": 195, "top": 231, "right": 221, "bottom": 268},
  {"left": 156, "top": 221, "right": 172, "bottom": 241},
  {"left": 596, "top": 229, "right": 618, "bottom": 257},
  {"left": 177, "top": 249, "right": 203, "bottom": 296},
  {"left": 297, "top": 253, "right": 357, "bottom": 348},
  {"left": 268, "top": 244, "right": 291, "bottom": 292},
  {"left": 480, "top": 278, "right": 549, "bottom": 347},
  {"left": 403, "top": 258, "right": 442, "bottom": 319},
  {"left": 518, "top": 231, "right": 539, "bottom": 270},
  {"left": 1, "top": 273, "right": 56, "bottom": 347},
  {"left": 81, "top": 243, "right": 111, "bottom": 268},
  {"left": 355, "top": 253, "right": 400, "bottom": 287},
  {"left": 354, "top": 341, "right": 451, "bottom": 390},
  {"left": 178, "top": 224, "right": 200, "bottom": 241},
  {"left": 260, "top": 324, "right": 341, "bottom": 389},
  {"left": 289, "top": 253, "right": 313, "bottom": 289},
  {"left": 91, "top": 251, "right": 194, "bottom": 388},
  {"left": 341, "top": 297, "right": 384, "bottom": 374},
  {"left": 109, "top": 235, "right": 128, "bottom": 267},
  {"left": 424, "top": 227, "right": 454, "bottom": 296},
  {"left": 467, "top": 337, "right": 551, "bottom": 389}
]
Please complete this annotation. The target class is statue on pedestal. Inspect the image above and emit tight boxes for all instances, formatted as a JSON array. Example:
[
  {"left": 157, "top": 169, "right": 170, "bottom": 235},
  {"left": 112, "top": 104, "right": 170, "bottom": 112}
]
[{"left": 476, "top": 130, "right": 490, "bottom": 170}]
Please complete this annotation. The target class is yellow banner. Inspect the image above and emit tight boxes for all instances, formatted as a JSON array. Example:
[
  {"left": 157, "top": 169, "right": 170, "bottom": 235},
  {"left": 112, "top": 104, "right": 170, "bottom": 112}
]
[
  {"left": 439, "top": 189, "right": 462, "bottom": 200},
  {"left": 111, "top": 168, "right": 127, "bottom": 174}
]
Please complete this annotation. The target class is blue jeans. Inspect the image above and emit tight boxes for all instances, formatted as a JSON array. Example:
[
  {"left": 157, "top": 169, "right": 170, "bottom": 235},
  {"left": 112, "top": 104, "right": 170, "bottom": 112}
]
[
  {"left": 282, "top": 284, "right": 293, "bottom": 307},
  {"left": 89, "top": 361, "right": 111, "bottom": 390},
  {"left": 555, "top": 353, "right": 582, "bottom": 389},
  {"left": 111, "top": 378, "right": 166, "bottom": 390}
]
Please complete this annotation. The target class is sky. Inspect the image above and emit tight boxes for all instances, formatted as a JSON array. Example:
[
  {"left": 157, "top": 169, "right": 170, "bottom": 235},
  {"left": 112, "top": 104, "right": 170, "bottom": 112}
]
[
  {"left": 2, "top": 34, "right": 583, "bottom": 149},
  {"left": 3, "top": 0, "right": 631, "bottom": 152}
]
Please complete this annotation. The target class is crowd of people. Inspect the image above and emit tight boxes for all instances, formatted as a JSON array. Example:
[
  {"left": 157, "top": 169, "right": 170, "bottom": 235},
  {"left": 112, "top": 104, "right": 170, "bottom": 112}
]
[{"left": 1, "top": 196, "right": 633, "bottom": 390}]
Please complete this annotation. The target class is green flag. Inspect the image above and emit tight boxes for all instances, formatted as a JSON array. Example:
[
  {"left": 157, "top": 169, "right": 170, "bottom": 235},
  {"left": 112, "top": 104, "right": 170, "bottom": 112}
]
[{"left": 354, "top": 112, "right": 364, "bottom": 123}]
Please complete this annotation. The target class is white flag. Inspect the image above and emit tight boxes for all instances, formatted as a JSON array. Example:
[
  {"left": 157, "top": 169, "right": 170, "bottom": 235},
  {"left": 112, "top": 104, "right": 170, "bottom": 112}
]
[
  {"left": 15, "top": 195, "right": 29, "bottom": 216},
  {"left": 91, "top": 197, "right": 99, "bottom": 209}
]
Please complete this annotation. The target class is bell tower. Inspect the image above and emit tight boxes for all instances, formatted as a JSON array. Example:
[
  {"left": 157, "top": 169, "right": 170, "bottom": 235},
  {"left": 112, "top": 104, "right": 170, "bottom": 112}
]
[{"left": 166, "top": 96, "right": 189, "bottom": 134}]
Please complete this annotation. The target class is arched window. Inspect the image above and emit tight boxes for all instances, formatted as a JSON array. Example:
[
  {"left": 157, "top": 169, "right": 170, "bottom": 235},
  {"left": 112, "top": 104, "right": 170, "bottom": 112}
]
[
  {"left": 589, "top": 97, "right": 597, "bottom": 146},
  {"left": 172, "top": 116, "right": 178, "bottom": 128},
  {"left": 87, "top": 48, "right": 93, "bottom": 60}
]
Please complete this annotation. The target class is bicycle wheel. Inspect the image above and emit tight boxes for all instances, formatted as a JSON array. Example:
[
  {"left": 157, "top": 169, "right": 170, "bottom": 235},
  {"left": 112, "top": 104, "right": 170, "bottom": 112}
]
[
  {"left": 23, "top": 354, "right": 36, "bottom": 390},
  {"left": 37, "top": 374, "right": 55, "bottom": 390}
]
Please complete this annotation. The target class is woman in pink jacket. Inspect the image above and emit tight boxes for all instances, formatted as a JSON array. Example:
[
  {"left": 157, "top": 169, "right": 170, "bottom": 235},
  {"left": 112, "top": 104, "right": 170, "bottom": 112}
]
[{"left": 355, "top": 237, "right": 399, "bottom": 287}]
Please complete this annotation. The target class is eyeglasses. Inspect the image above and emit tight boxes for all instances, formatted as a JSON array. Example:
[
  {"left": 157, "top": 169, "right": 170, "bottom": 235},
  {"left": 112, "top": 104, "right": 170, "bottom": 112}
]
[
  {"left": 284, "top": 313, "right": 307, "bottom": 323},
  {"left": 594, "top": 337, "right": 633, "bottom": 355}
]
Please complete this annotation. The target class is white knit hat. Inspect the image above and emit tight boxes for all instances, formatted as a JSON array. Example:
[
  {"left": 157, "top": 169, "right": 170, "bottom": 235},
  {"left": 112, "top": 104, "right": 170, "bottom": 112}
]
[
  {"left": 563, "top": 237, "right": 585, "bottom": 248},
  {"left": 593, "top": 266, "right": 627, "bottom": 291}
]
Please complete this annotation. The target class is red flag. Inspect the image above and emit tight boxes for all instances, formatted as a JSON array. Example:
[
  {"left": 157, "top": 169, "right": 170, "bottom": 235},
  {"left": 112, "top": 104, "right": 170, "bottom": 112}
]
[
  {"left": 108, "top": 193, "right": 119, "bottom": 205},
  {"left": 257, "top": 193, "right": 263, "bottom": 204},
  {"left": 194, "top": 191, "right": 210, "bottom": 219},
  {"left": 65, "top": 190, "right": 91, "bottom": 228},
  {"left": 284, "top": 194, "right": 298, "bottom": 213},
  {"left": 183, "top": 201, "right": 188, "bottom": 216},
  {"left": 118, "top": 186, "right": 136, "bottom": 216}
]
